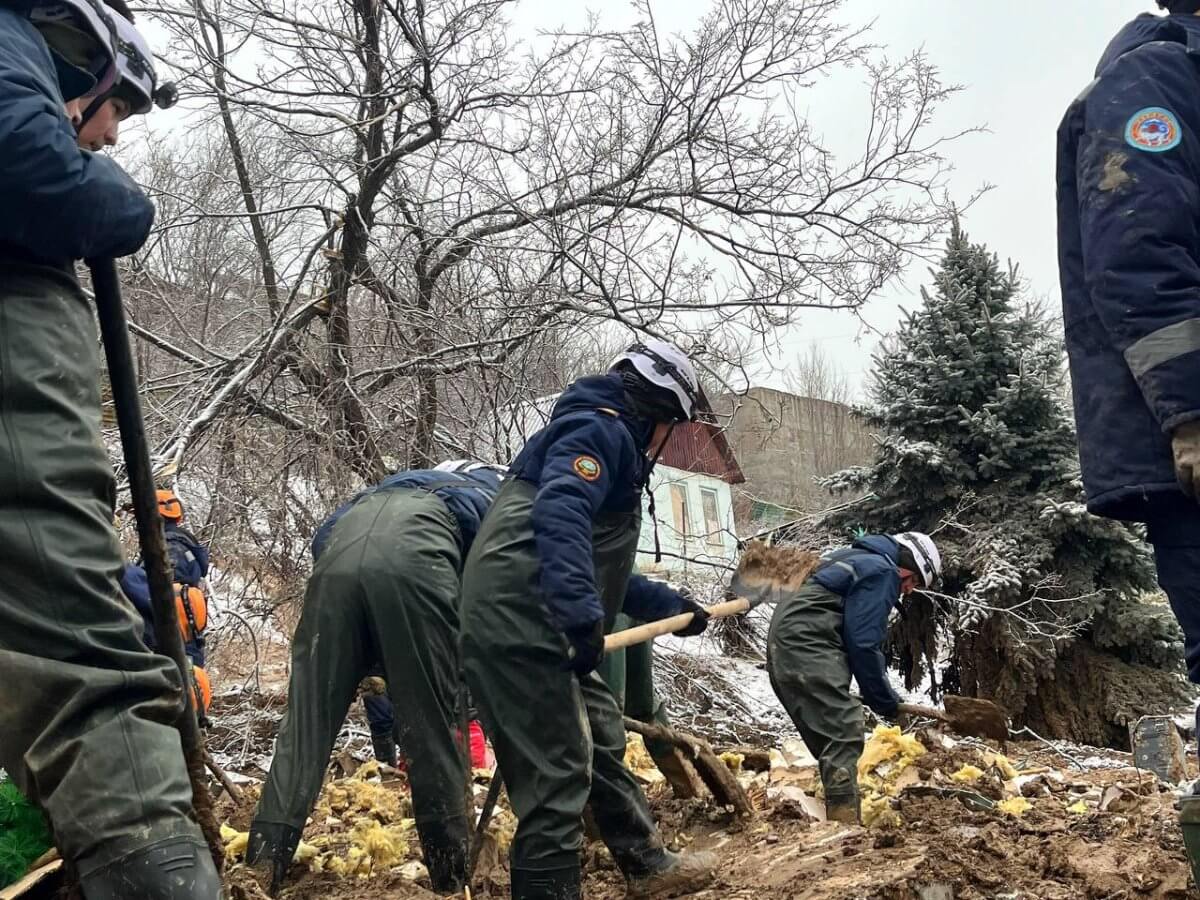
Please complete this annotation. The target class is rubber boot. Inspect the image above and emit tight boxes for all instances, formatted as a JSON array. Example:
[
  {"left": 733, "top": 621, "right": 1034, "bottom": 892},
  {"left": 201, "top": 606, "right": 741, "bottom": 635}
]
[
  {"left": 245, "top": 820, "right": 302, "bottom": 897},
  {"left": 511, "top": 865, "right": 582, "bottom": 900},
  {"left": 825, "top": 801, "right": 861, "bottom": 826},
  {"left": 625, "top": 849, "right": 717, "bottom": 899},
  {"left": 79, "top": 836, "right": 221, "bottom": 900},
  {"left": 1181, "top": 795, "right": 1200, "bottom": 890},
  {"left": 416, "top": 816, "right": 469, "bottom": 894},
  {"left": 371, "top": 732, "right": 398, "bottom": 767}
]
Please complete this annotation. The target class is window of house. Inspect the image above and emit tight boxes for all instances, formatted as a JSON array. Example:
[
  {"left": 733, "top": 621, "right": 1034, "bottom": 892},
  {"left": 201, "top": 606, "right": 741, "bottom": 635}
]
[
  {"left": 669, "top": 484, "right": 690, "bottom": 538},
  {"left": 700, "top": 488, "right": 723, "bottom": 548}
]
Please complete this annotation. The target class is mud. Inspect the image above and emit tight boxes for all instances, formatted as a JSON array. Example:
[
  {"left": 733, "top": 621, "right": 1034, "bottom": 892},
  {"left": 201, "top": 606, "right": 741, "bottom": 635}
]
[
  {"left": 941, "top": 695, "right": 1009, "bottom": 742},
  {"left": 734, "top": 544, "right": 821, "bottom": 591},
  {"left": 212, "top": 733, "right": 1196, "bottom": 900}
]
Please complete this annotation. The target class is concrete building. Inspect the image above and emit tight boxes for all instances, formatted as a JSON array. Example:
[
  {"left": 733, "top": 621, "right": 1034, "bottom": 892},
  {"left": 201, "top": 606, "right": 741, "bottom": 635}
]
[{"left": 714, "top": 386, "right": 873, "bottom": 529}]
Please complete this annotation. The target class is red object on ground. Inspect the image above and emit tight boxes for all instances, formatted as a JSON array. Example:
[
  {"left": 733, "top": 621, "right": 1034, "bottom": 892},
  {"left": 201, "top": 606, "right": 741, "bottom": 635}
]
[
  {"left": 416, "top": 721, "right": 493, "bottom": 773},
  {"left": 469, "top": 720, "right": 493, "bottom": 769}
]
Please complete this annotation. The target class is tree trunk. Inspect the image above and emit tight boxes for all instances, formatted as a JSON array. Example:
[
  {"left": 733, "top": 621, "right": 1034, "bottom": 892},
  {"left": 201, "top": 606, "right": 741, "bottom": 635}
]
[{"left": 954, "top": 631, "right": 1190, "bottom": 749}]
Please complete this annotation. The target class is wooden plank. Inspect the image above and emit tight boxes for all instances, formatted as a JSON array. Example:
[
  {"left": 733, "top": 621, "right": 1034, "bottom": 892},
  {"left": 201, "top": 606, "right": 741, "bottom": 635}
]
[{"left": 0, "top": 860, "right": 63, "bottom": 900}]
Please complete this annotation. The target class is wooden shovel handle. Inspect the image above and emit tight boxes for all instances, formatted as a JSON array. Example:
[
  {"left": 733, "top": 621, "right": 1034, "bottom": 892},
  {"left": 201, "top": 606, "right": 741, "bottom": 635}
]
[{"left": 603, "top": 598, "right": 752, "bottom": 652}]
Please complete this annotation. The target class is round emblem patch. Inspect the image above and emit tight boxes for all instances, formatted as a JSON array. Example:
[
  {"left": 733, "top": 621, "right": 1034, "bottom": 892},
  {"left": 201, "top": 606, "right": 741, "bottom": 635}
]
[
  {"left": 1125, "top": 107, "right": 1182, "bottom": 153},
  {"left": 573, "top": 455, "right": 601, "bottom": 481}
]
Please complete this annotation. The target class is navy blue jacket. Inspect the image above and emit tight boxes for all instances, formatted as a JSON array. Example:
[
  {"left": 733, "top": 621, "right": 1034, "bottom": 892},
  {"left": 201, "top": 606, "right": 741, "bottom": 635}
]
[
  {"left": 811, "top": 535, "right": 903, "bottom": 717},
  {"left": 165, "top": 523, "right": 210, "bottom": 587},
  {"left": 0, "top": 5, "right": 154, "bottom": 265},
  {"left": 311, "top": 467, "right": 501, "bottom": 562},
  {"left": 508, "top": 373, "right": 685, "bottom": 633},
  {"left": 1058, "top": 13, "right": 1200, "bottom": 522},
  {"left": 119, "top": 564, "right": 206, "bottom": 667}
]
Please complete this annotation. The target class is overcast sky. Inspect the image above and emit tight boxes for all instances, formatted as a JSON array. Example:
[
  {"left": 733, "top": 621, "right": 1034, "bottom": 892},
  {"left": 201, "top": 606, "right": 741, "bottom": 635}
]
[
  {"left": 134, "top": 0, "right": 1154, "bottom": 397},
  {"left": 507, "top": 0, "right": 1152, "bottom": 396}
]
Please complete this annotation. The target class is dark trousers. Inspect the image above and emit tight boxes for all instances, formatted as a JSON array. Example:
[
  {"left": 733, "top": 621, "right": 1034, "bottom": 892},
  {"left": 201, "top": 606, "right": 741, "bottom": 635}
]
[
  {"left": 461, "top": 484, "right": 665, "bottom": 878},
  {"left": 1148, "top": 503, "right": 1200, "bottom": 687},
  {"left": 766, "top": 582, "right": 864, "bottom": 807},
  {"left": 0, "top": 268, "right": 201, "bottom": 875},
  {"left": 253, "top": 490, "right": 467, "bottom": 833}
]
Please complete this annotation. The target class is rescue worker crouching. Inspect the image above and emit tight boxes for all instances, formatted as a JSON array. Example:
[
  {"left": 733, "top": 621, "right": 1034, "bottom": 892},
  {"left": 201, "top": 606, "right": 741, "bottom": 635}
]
[
  {"left": 460, "top": 340, "right": 717, "bottom": 900},
  {"left": 767, "top": 532, "right": 942, "bottom": 824},
  {"left": 246, "top": 462, "right": 504, "bottom": 897}
]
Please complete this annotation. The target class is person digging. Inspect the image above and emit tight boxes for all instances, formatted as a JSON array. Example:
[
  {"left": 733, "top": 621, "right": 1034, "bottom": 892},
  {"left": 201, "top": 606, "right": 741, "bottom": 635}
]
[
  {"left": 460, "top": 340, "right": 716, "bottom": 900},
  {"left": 246, "top": 461, "right": 504, "bottom": 896},
  {"left": 766, "top": 532, "right": 942, "bottom": 825}
]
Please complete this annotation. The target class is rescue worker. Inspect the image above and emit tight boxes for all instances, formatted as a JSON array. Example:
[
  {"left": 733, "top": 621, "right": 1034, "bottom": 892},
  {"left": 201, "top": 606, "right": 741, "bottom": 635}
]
[
  {"left": 461, "top": 340, "right": 717, "bottom": 900},
  {"left": 119, "top": 490, "right": 214, "bottom": 719},
  {"left": 0, "top": 1, "right": 219, "bottom": 897},
  {"left": 247, "top": 462, "right": 504, "bottom": 896},
  {"left": 75, "top": 2, "right": 177, "bottom": 151},
  {"left": 1056, "top": 0, "right": 1200, "bottom": 874},
  {"left": 766, "top": 533, "right": 941, "bottom": 824}
]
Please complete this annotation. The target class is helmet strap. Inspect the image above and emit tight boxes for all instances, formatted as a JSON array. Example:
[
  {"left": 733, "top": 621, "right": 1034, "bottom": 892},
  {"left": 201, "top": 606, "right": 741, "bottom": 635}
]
[
  {"left": 79, "top": 87, "right": 113, "bottom": 129},
  {"left": 643, "top": 421, "right": 677, "bottom": 564}
]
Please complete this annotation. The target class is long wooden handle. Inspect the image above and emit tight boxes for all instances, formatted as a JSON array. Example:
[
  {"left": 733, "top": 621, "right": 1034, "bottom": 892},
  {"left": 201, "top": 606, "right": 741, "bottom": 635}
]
[{"left": 603, "top": 598, "right": 751, "bottom": 652}]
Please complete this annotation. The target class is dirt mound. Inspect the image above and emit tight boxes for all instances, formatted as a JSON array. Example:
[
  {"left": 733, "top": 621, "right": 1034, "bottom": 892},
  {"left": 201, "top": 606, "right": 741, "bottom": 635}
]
[
  {"left": 734, "top": 544, "right": 821, "bottom": 591},
  {"left": 212, "top": 726, "right": 1195, "bottom": 900}
]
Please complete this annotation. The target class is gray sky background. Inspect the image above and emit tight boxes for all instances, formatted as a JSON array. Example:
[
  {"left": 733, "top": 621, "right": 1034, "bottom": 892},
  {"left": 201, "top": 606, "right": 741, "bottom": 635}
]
[
  {"left": 509, "top": 0, "right": 1150, "bottom": 396},
  {"left": 134, "top": 0, "right": 1153, "bottom": 397}
]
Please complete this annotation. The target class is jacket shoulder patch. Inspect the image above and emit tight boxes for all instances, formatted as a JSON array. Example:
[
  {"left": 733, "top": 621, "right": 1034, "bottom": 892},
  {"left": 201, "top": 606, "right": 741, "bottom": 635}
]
[
  {"left": 573, "top": 455, "right": 602, "bottom": 481},
  {"left": 1125, "top": 107, "right": 1182, "bottom": 153}
]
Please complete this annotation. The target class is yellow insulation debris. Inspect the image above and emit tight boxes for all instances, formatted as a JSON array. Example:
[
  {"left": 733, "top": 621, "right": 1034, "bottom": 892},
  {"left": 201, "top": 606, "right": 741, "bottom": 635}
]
[
  {"left": 720, "top": 752, "right": 745, "bottom": 774},
  {"left": 856, "top": 726, "right": 927, "bottom": 828},
  {"left": 220, "top": 824, "right": 319, "bottom": 866},
  {"left": 860, "top": 794, "right": 901, "bottom": 829},
  {"left": 997, "top": 797, "right": 1032, "bottom": 817},
  {"left": 857, "top": 726, "right": 926, "bottom": 780},
  {"left": 951, "top": 765, "right": 985, "bottom": 783},
  {"left": 983, "top": 752, "right": 1020, "bottom": 780},
  {"left": 1067, "top": 800, "right": 1089, "bottom": 815}
]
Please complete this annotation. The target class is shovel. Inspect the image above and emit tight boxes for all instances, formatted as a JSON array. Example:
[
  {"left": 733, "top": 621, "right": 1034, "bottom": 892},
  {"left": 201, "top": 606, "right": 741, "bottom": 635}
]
[
  {"left": 603, "top": 546, "right": 821, "bottom": 653},
  {"left": 90, "top": 259, "right": 223, "bottom": 868},
  {"left": 898, "top": 696, "right": 1010, "bottom": 742}
]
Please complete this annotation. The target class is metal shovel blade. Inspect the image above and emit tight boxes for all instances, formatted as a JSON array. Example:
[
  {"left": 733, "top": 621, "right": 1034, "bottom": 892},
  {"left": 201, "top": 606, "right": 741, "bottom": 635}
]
[
  {"left": 728, "top": 544, "right": 821, "bottom": 609},
  {"left": 943, "top": 695, "right": 1009, "bottom": 742}
]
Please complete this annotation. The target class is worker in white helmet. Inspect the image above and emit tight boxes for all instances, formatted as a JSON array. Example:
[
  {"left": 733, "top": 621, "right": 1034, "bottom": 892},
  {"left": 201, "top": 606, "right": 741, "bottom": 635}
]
[
  {"left": 766, "top": 532, "right": 942, "bottom": 825},
  {"left": 460, "top": 339, "right": 717, "bottom": 900}
]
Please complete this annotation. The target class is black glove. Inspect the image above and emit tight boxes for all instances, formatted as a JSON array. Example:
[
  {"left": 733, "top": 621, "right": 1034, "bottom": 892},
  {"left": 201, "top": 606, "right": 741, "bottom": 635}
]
[
  {"left": 673, "top": 592, "right": 710, "bottom": 637},
  {"left": 563, "top": 620, "right": 605, "bottom": 677}
]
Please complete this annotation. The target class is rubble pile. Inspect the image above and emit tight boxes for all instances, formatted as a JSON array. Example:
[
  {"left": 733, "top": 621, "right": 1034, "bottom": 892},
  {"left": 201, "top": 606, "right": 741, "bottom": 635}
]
[{"left": 214, "top": 723, "right": 1196, "bottom": 899}]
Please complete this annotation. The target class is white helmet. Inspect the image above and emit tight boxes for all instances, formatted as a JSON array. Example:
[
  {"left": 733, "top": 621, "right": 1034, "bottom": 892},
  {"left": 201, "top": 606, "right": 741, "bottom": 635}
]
[
  {"left": 31, "top": 0, "right": 119, "bottom": 96},
  {"left": 110, "top": 14, "right": 177, "bottom": 114},
  {"left": 893, "top": 532, "right": 942, "bottom": 589},
  {"left": 434, "top": 459, "right": 508, "bottom": 477},
  {"left": 609, "top": 339, "right": 700, "bottom": 422}
]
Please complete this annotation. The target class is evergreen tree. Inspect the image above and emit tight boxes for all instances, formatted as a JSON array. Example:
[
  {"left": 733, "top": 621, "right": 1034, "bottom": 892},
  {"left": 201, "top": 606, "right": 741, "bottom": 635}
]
[{"left": 822, "top": 222, "right": 1187, "bottom": 747}]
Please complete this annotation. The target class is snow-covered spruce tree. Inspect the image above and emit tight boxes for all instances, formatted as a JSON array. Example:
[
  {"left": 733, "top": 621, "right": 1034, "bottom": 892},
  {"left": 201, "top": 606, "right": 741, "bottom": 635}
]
[{"left": 822, "top": 222, "right": 1187, "bottom": 747}]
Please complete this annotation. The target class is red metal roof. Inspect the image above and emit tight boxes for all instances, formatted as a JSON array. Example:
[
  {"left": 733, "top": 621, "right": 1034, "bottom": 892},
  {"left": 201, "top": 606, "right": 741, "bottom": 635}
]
[{"left": 657, "top": 390, "right": 745, "bottom": 484}]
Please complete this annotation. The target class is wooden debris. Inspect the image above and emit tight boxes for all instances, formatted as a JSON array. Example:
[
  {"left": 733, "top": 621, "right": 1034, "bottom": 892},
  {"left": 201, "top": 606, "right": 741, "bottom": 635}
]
[{"left": 623, "top": 717, "right": 753, "bottom": 818}]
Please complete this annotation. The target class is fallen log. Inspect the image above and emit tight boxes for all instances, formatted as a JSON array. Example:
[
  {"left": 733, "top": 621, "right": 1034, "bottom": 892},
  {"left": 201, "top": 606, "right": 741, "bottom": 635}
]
[{"left": 623, "top": 718, "right": 753, "bottom": 818}]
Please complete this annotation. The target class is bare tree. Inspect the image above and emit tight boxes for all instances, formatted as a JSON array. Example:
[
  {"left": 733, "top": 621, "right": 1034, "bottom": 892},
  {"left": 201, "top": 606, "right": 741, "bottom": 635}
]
[{"left": 112, "top": 0, "right": 965, "bottom": 609}]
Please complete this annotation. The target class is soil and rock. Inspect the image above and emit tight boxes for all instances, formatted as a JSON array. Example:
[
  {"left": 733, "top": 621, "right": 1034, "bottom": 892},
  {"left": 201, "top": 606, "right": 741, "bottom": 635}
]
[{"left": 204, "top": 691, "right": 1198, "bottom": 900}]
